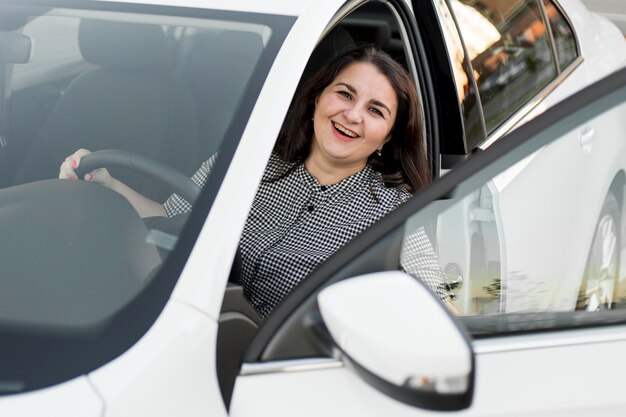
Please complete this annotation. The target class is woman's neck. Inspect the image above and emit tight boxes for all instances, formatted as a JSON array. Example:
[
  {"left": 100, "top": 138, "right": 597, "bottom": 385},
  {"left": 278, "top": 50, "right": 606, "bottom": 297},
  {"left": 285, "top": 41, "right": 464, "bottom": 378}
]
[{"left": 303, "top": 156, "right": 366, "bottom": 185}]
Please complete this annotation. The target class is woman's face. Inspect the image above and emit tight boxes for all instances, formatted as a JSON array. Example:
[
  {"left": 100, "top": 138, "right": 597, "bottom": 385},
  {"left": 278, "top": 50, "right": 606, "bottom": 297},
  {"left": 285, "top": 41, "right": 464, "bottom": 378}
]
[{"left": 309, "top": 62, "right": 398, "bottom": 172}]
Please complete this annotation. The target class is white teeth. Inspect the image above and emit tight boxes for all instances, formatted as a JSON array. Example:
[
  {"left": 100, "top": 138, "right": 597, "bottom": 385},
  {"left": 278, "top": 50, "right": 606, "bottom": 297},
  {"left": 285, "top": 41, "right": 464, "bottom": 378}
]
[{"left": 333, "top": 122, "right": 358, "bottom": 138}]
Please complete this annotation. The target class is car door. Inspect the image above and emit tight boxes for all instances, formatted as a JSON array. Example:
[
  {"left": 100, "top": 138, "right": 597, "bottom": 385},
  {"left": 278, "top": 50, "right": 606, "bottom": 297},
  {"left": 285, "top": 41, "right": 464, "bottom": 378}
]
[{"left": 229, "top": 67, "right": 626, "bottom": 416}]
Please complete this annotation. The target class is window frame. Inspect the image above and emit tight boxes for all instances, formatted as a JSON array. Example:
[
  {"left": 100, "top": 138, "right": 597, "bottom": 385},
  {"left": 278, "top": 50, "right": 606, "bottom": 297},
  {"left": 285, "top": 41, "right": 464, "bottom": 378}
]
[
  {"left": 240, "top": 0, "right": 444, "bottom": 361},
  {"left": 432, "top": 0, "right": 488, "bottom": 156},
  {"left": 543, "top": 0, "right": 581, "bottom": 71},
  {"left": 441, "top": 0, "right": 583, "bottom": 151}
]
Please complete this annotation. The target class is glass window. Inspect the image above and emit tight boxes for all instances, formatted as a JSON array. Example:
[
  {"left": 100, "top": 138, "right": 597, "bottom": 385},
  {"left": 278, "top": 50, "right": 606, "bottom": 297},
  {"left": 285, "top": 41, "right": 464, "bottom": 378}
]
[
  {"left": 434, "top": 0, "right": 486, "bottom": 151},
  {"left": 543, "top": 0, "right": 578, "bottom": 71},
  {"left": 0, "top": 1, "right": 291, "bottom": 392},
  {"left": 451, "top": 0, "right": 558, "bottom": 132},
  {"left": 1, "top": 6, "right": 278, "bottom": 329},
  {"left": 398, "top": 81, "right": 626, "bottom": 335}
]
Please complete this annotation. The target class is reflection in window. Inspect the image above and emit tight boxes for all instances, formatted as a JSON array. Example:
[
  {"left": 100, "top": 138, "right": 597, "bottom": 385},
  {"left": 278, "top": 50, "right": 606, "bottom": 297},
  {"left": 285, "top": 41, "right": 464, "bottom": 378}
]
[
  {"left": 403, "top": 184, "right": 504, "bottom": 315},
  {"left": 397, "top": 93, "right": 626, "bottom": 334},
  {"left": 434, "top": 0, "right": 485, "bottom": 150},
  {"left": 452, "top": 0, "right": 557, "bottom": 133},
  {"left": 543, "top": 0, "right": 577, "bottom": 71}
]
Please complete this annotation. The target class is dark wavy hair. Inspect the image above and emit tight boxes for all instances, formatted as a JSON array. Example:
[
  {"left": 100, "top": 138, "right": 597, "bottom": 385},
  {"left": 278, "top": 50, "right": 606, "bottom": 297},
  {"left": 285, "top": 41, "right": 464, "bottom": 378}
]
[{"left": 274, "top": 46, "right": 430, "bottom": 193}]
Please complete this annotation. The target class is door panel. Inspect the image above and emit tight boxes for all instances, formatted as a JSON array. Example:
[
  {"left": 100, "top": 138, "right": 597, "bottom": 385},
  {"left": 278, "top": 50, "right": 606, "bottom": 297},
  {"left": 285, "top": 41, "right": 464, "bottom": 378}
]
[
  {"left": 233, "top": 326, "right": 626, "bottom": 416},
  {"left": 472, "top": 329, "right": 626, "bottom": 416}
]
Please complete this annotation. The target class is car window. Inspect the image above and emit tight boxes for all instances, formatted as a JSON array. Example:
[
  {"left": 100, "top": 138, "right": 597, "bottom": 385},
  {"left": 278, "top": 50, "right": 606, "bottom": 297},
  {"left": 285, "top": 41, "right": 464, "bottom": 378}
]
[
  {"left": 450, "top": 0, "right": 558, "bottom": 133},
  {"left": 434, "top": 0, "right": 486, "bottom": 152},
  {"left": 0, "top": 1, "right": 292, "bottom": 393},
  {"left": 2, "top": 5, "right": 272, "bottom": 325},
  {"left": 543, "top": 0, "right": 578, "bottom": 71},
  {"left": 398, "top": 74, "right": 626, "bottom": 335}
]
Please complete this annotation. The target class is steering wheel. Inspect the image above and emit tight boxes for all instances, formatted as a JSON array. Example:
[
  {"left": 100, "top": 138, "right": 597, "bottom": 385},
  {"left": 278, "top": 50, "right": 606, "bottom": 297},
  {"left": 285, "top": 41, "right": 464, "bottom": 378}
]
[{"left": 74, "top": 149, "right": 200, "bottom": 203}]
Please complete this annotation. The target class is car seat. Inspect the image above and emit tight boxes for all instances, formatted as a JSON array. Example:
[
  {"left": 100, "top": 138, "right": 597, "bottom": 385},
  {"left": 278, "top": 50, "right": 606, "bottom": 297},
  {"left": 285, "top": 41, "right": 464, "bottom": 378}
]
[
  {"left": 300, "top": 24, "right": 356, "bottom": 86},
  {"left": 12, "top": 19, "right": 199, "bottom": 201},
  {"left": 182, "top": 29, "right": 264, "bottom": 158}
]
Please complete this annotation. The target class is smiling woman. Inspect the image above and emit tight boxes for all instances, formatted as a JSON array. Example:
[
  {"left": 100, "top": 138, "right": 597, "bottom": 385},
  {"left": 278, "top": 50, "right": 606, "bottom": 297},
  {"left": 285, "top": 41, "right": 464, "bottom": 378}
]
[
  {"left": 61, "top": 46, "right": 450, "bottom": 318},
  {"left": 168, "top": 46, "right": 449, "bottom": 317},
  {"left": 278, "top": 46, "right": 431, "bottom": 192},
  {"left": 307, "top": 62, "right": 398, "bottom": 182}
]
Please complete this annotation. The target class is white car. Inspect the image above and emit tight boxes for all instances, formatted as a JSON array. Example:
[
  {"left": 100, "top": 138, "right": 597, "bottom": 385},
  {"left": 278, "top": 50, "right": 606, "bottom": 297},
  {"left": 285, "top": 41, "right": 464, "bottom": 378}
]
[
  {"left": 0, "top": 0, "right": 625, "bottom": 416},
  {"left": 580, "top": 0, "right": 626, "bottom": 34}
]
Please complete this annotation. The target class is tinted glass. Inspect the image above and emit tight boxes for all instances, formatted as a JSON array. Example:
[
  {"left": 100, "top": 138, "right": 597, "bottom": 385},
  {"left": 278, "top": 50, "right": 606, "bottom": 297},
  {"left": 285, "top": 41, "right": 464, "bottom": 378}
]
[
  {"left": 451, "top": 0, "right": 557, "bottom": 132},
  {"left": 543, "top": 0, "right": 578, "bottom": 70},
  {"left": 398, "top": 73, "right": 626, "bottom": 334},
  {"left": 0, "top": 2, "right": 290, "bottom": 392},
  {"left": 435, "top": 0, "right": 485, "bottom": 150}
]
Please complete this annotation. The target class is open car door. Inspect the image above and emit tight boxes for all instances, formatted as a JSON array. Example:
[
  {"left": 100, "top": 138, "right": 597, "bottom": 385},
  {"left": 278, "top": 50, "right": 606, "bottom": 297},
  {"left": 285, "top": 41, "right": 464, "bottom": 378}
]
[{"left": 229, "top": 67, "right": 626, "bottom": 416}]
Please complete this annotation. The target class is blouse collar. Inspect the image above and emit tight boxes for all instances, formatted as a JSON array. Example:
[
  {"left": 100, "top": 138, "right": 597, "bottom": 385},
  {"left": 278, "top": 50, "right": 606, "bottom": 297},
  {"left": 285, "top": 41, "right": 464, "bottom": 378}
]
[{"left": 296, "top": 163, "right": 375, "bottom": 194}]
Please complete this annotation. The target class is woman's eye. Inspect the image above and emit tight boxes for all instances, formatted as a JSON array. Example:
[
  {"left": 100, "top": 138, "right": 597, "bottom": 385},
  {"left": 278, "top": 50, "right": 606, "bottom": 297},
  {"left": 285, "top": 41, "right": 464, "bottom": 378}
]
[
  {"left": 337, "top": 91, "right": 352, "bottom": 99},
  {"left": 369, "top": 107, "right": 384, "bottom": 117}
]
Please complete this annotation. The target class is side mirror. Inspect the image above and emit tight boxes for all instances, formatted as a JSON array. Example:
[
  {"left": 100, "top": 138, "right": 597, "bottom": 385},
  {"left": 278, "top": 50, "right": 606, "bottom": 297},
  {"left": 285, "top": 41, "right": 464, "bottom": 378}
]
[
  {"left": 0, "top": 32, "right": 32, "bottom": 63},
  {"left": 317, "top": 271, "right": 474, "bottom": 411}
]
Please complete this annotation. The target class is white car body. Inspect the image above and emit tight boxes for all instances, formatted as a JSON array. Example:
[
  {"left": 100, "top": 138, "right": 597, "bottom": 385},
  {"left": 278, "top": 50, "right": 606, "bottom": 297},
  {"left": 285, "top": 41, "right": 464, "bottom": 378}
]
[
  {"left": 581, "top": 0, "right": 626, "bottom": 34},
  {"left": 0, "top": 0, "right": 625, "bottom": 416}
]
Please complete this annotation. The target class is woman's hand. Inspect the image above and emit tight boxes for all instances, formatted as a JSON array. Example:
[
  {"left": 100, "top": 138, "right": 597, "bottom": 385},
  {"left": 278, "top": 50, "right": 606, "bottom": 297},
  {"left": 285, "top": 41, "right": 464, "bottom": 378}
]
[
  {"left": 59, "top": 148, "right": 113, "bottom": 187},
  {"left": 59, "top": 148, "right": 166, "bottom": 218}
]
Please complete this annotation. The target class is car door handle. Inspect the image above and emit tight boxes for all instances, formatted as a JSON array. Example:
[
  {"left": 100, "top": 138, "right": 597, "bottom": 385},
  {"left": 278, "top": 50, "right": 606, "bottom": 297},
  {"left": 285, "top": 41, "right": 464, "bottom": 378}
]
[{"left": 579, "top": 125, "right": 595, "bottom": 152}]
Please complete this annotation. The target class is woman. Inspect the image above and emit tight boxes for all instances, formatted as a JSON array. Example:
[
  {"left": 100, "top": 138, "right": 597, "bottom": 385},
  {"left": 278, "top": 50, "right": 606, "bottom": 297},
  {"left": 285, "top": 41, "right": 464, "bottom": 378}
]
[{"left": 60, "top": 46, "right": 450, "bottom": 317}]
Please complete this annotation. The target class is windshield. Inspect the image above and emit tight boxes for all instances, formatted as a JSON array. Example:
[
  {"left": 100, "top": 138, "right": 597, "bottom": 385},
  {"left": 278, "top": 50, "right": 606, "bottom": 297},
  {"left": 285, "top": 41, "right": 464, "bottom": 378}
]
[{"left": 0, "top": 1, "right": 291, "bottom": 393}]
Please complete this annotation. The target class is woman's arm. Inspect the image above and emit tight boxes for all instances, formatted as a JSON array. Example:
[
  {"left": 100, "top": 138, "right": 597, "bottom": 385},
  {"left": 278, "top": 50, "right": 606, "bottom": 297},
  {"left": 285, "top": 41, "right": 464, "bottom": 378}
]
[
  {"left": 60, "top": 150, "right": 218, "bottom": 218},
  {"left": 60, "top": 149, "right": 166, "bottom": 218},
  {"left": 106, "top": 178, "right": 166, "bottom": 218},
  {"left": 400, "top": 224, "right": 455, "bottom": 310}
]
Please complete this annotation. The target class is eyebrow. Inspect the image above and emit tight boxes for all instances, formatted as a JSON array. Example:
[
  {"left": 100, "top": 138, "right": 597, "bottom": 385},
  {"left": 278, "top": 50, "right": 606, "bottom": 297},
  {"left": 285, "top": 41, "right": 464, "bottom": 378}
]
[{"left": 335, "top": 82, "right": 392, "bottom": 116}]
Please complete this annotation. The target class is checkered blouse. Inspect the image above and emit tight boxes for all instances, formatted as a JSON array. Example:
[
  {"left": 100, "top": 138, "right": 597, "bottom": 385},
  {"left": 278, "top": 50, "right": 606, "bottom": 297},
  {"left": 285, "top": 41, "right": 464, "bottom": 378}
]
[{"left": 164, "top": 153, "right": 449, "bottom": 317}]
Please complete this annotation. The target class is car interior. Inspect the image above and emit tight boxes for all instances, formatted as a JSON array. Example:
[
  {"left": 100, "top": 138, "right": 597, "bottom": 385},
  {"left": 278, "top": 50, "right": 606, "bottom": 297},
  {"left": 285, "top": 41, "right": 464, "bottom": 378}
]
[
  {"left": 11, "top": 18, "right": 201, "bottom": 200},
  {"left": 216, "top": 3, "right": 416, "bottom": 405},
  {"left": 0, "top": 0, "right": 418, "bottom": 402}
]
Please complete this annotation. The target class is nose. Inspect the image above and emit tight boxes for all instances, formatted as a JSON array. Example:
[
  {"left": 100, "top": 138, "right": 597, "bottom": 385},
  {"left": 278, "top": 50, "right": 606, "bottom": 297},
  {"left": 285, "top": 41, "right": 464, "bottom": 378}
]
[{"left": 344, "top": 105, "right": 363, "bottom": 124}]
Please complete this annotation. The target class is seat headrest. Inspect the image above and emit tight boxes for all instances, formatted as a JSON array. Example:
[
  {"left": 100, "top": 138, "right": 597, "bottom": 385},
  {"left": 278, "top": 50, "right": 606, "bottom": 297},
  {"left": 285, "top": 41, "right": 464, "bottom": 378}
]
[
  {"left": 78, "top": 19, "right": 172, "bottom": 72},
  {"left": 301, "top": 25, "right": 355, "bottom": 82}
]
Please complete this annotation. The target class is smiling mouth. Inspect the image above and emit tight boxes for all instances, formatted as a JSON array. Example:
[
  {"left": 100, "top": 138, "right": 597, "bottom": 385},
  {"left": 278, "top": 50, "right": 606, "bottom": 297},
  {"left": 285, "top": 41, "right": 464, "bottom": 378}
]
[{"left": 333, "top": 122, "right": 359, "bottom": 139}]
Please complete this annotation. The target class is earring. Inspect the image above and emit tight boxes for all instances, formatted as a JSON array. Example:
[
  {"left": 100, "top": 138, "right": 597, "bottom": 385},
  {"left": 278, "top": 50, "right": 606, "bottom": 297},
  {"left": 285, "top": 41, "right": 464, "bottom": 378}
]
[{"left": 376, "top": 148, "right": 382, "bottom": 157}]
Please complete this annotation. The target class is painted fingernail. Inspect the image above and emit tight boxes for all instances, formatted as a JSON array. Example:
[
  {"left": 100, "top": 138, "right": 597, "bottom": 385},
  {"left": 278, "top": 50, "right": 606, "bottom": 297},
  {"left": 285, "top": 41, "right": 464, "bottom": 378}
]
[
  {"left": 85, "top": 173, "right": 91, "bottom": 181},
  {"left": 71, "top": 160, "right": 77, "bottom": 169}
]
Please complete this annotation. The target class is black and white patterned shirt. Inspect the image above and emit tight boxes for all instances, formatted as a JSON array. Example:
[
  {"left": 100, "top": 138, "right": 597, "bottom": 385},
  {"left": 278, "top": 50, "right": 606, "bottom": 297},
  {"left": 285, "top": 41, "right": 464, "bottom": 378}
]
[{"left": 164, "top": 153, "right": 449, "bottom": 317}]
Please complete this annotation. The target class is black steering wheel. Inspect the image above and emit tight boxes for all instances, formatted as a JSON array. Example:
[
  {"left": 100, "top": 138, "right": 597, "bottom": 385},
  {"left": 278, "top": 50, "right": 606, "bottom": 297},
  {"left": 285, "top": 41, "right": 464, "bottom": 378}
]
[{"left": 74, "top": 149, "right": 200, "bottom": 203}]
